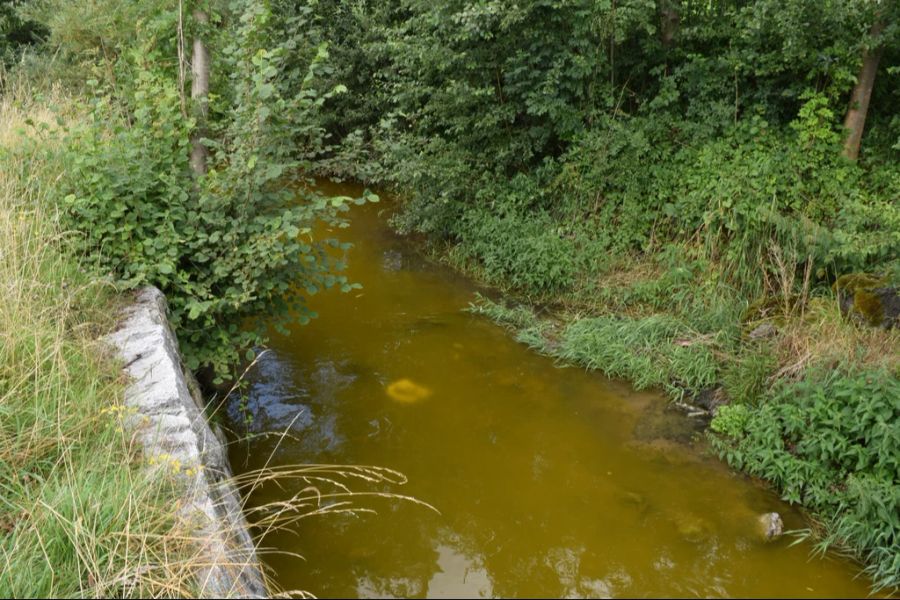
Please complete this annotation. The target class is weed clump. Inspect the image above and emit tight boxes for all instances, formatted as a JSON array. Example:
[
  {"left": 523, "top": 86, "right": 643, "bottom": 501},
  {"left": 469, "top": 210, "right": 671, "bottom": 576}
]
[{"left": 710, "top": 369, "right": 900, "bottom": 592}]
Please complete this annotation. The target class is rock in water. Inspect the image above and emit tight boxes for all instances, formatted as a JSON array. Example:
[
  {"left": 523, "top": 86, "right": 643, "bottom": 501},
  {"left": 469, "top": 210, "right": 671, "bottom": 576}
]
[
  {"left": 382, "top": 249, "right": 404, "bottom": 271},
  {"left": 757, "top": 512, "right": 784, "bottom": 541}
]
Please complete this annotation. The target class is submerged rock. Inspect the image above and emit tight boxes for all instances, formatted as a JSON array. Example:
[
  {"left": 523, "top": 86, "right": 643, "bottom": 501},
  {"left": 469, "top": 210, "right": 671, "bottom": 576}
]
[
  {"left": 382, "top": 249, "right": 404, "bottom": 271},
  {"left": 672, "top": 511, "right": 713, "bottom": 544},
  {"left": 757, "top": 512, "right": 784, "bottom": 541},
  {"left": 386, "top": 378, "right": 432, "bottom": 403},
  {"left": 834, "top": 273, "right": 899, "bottom": 329},
  {"left": 631, "top": 405, "right": 706, "bottom": 444}
]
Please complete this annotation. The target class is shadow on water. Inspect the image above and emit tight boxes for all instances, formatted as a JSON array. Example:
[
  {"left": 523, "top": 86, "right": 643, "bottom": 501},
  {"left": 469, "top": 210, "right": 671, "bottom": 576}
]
[{"left": 225, "top": 182, "right": 873, "bottom": 598}]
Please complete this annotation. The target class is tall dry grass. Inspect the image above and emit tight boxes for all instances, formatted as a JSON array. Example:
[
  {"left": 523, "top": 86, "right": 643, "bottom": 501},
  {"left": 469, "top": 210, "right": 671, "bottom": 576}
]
[{"left": 0, "top": 75, "right": 205, "bottom": 597}]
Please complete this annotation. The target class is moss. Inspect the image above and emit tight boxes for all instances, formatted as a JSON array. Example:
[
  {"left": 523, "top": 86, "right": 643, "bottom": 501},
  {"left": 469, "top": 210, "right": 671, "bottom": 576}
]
[
  {"left": 852, "top": 289, "right": 885, "bottom": 326},
  {"left": 832, "top": 273, "right": 887, "bottom": 295},
  {"left": 833, "top": 273, "right": 895, "bottom": 328}
]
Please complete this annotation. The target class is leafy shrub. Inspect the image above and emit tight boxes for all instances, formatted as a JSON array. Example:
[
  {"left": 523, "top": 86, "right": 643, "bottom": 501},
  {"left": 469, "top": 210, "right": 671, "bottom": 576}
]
[
  {"left": 711, "top": 368, "right": 900, "bottom": 590},
  {"left": 709, "top": 403, "right": 751, "bottom": 438},
  {"left": 51, "top": 3, "right": 371, "bottom": 380},
  {"left": 456, "top": 207, "right": 576, "bottom": 294}
]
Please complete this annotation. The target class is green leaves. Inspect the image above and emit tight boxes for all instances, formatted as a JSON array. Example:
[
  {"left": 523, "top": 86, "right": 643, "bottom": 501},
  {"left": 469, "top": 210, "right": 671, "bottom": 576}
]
[
  {"left": 49, "top": 0, "right": 374, "bottom": 382},
  {"left": 711, "top": 369, "right": 900, "bottom": 590}
]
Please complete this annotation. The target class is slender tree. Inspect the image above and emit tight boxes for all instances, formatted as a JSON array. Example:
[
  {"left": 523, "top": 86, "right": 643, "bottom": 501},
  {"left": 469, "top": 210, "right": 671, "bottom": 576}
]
[
  {"left": 659, "top": 0, "right": 680, "bottom": 49},
  {"left": 190, "top": 6, "right": 210, "bottom": 175},
  {"left": 842, "top": 18, "right": 885, "bottom": 161}
]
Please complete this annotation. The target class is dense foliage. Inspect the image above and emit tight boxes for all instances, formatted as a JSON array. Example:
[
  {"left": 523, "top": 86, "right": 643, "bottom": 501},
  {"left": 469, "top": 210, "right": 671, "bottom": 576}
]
[
  {"left": 306, "top": 0, "right": 899, "bottom": 295},
  {"left": 293, "top": 0, "right": 900, "bottom": 589},
  {"left": 0, "top": 0, "right": 42, "bottom": 62},
  {"left": 14, "top": 0, "right": 374, "bottom": 380}
]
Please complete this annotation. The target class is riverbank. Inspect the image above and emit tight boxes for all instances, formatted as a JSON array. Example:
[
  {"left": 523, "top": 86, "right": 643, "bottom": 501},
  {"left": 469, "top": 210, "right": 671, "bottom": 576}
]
[
  {"left": 0, "top": 77, "right": 266, "bottom": 598},
  {"left": 413, "top": 231, "right": 899, "bottom": 592},
  {"left": 0, "top": 82, "right": 200, "bottom": 596}
]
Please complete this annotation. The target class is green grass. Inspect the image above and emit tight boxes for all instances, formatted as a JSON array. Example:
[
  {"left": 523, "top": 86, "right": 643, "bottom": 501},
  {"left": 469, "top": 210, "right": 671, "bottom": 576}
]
[
  {"left": 0, "top": 80, "right": 198, "bottom": 597},
  {"left": 557, "top": 314, "right": 725, "bottom": 398}
]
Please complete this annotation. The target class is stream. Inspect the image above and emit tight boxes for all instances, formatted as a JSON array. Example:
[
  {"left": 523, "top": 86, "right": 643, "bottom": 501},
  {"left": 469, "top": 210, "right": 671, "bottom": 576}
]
[{"left": 225, "top": 182, "right": 871, "bottom": 598}]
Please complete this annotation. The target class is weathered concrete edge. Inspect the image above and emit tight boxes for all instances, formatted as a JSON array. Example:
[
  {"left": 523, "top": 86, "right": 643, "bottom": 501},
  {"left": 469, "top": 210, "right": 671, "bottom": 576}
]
[{"left": 105, "top": 286, "right": 267, "bottom": 598}]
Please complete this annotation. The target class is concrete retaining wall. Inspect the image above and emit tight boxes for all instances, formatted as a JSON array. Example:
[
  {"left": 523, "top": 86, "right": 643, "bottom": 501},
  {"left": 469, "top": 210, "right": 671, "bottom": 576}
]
[{"left": 106, "top": 287, "right": 267, "bottom": 598}]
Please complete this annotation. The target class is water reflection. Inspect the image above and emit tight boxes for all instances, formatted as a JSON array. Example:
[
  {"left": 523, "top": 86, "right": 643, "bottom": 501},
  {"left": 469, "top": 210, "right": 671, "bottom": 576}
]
[
  {"left": 230, "top": 351, "right": 355, "bottom": 457},
  {"left": 227, "top": 188, "right": 872, "bottom": 598},
  {"left": 425, "top": 541, "right": 493, "bottom": 598},
  {"left": 353, "top": 530, "right": 497, "bottom": 598}
]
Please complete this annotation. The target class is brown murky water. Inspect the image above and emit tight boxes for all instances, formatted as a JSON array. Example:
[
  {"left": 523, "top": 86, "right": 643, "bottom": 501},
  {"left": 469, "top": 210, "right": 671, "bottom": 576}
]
[{"left": 226, "top": 182, "right": 872, "bottom": 598}]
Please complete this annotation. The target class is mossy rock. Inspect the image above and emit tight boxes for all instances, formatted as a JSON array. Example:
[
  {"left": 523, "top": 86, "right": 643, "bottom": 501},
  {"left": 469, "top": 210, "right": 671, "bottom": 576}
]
[
  {"left": 833, "top": 273, "right": 887, "bottom": 293},
  {"left": 833, "top": 273, "right": 899, "bottom": 329},
  {"left": 741, "top": 294, "right": 798, "bottom": 325}
]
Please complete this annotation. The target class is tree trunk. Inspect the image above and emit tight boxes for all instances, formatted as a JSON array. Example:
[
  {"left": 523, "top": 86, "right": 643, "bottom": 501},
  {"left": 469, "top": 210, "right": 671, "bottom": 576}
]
[
  {"left": 190, "top": 9, "right": 210, "bottom": 176},
  {"left": 842, "top": 20, "right": 885, "bottom": 161},
  {"left": 659, "top": 0, "right": 680, "bottom": 49}
]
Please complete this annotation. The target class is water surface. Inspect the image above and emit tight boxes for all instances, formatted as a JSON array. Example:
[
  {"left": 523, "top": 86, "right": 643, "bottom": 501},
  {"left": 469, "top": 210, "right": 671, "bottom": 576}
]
[{"left": 226, "top": 183, "right": 871, "bottom": 598}]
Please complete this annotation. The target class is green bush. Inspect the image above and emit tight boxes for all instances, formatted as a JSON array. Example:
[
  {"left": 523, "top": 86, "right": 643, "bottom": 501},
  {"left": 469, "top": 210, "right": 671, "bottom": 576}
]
[
  {"left": 709, "top": 403, "right": 751, "bottom": 438},
  {"left": 457, "top": 207, "right": 576, "bottom": 294},
  {"left": 49, "top": 3, "right": 372, "bottom": 380},
  {"left": 711, "top": 369, "right": 900, "bottom": 590},
  {"left": 557, "top": 97, "right": 899, "bottom": 295}
]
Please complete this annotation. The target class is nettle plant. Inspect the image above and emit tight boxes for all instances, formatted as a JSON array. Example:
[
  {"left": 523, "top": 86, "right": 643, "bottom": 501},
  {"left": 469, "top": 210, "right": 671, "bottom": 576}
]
[{"left": 56, "top": 2, "right": 374, "bottom": 382}]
